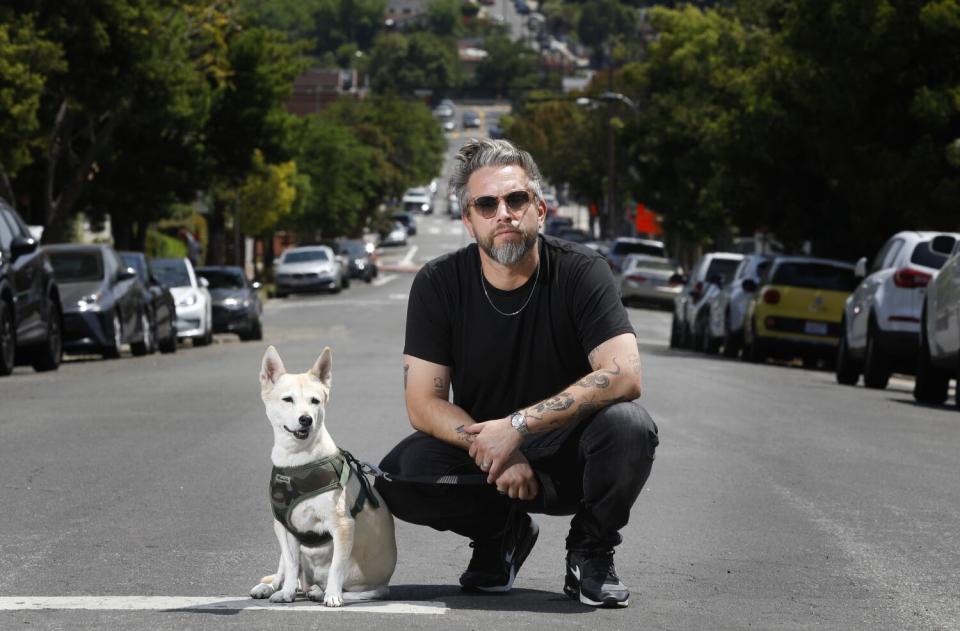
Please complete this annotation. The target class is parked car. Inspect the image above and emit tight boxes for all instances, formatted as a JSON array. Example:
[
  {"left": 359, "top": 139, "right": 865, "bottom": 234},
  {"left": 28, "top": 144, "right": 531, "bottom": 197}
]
[
  {"left": 462, "top": 110, "right": 481, "bottom": 129},
  {"left": 151, "top": 257, "right": 214, "bottom": 346},
  {"left": 555, "top": 227, "right": 592, "bottom": 244},
  {"left": 607, "top": 237, "right": 668, "bottom": 273},
  {"left": 742, "top": 256, "right": 857, "bottom": 366},
  {"left": 401, "top": 187, "right": 433, "bottom": 214},
  {"left": 392, "top": 211, "right": 418, "bottom": 236},
  {"left": 914, "top": 236, "right": 960, "bottom": 407},
  {"left": 45, "top": 244, "right": 148, "bottom": 358},
  {"left": 619, "top": 255, "right": 684, "bottom": 309},
  {"left": 705, "top": 254, "right": 772, "bottom": 356},
  {"left": 542, "top": 192, "right": 559, "bottom": 216},
  {"left": 544, "top": 216, "right": 573, "bottom": 236},
  {"left": 0, "top": 200, "right": 62, "bottom": 375},
  {"left": 336, "top": 239, "right": 378, "bottom": 282},
  {"left": 836, "top": 231, "right": 960, "bottom": 389},
  {"left": 447, "top": 193, "right": 460, "bottom": 218},
  {"left": 670, "top": 252, "right": 743, "bottom": 349},
  {"left": 274, "top": 245, "right": 345, "bottom": 297},
  {"left": 196, "top": 266, "right": 263, "bottom": 341},
  {"left": 379, "top": 221, "right": 408, "bottom": 247},
  {"left": 314, "top": 240, "right": 352, "bottom": 290},
  {"left": 433, "top": 98, "right": 455, "bottom": 119},
  {"left": 442, "top": 119, "right": 456, "bottom": 133},
  {"left": 118, "top": 251, "right": 178, "bottom": 354}
]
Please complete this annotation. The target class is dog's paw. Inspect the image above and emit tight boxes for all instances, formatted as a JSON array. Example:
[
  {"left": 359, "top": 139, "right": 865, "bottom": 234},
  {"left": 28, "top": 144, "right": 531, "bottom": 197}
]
[
  {"left": 250, "top": 582, "right": 275, "bottom": 599},
  {"left": 323, "top": 592, "right": 344, "bottom": 607},
  {"left": 268, "top": 590, "right": 296, "bottom": 603},
  {"left": 306, "top": 586, "right": 324, "bottom": 602}
]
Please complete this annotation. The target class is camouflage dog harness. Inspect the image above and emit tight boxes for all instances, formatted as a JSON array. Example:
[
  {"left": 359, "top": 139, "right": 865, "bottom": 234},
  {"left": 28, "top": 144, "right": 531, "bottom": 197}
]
[{"left": 270, "top": 449, "right": 379, "bottom": 547}]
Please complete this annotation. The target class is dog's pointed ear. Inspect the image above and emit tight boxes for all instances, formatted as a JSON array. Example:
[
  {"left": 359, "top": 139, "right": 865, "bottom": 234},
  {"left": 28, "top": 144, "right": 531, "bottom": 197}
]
[
  {"left": 309, "top": 346, "right": 332, "bottom": 388},
  {"left": 260, "top": 346, "right": 286, "bottom": 386}
]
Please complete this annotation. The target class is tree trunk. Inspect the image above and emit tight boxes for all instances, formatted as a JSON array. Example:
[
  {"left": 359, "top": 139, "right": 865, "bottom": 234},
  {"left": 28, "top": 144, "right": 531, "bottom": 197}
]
[
  {"left": 112, "top": 212, "right": 134, "bottom": 250},
  {"left": 208, "top": 200, "right": 227, "bottom": 265}
]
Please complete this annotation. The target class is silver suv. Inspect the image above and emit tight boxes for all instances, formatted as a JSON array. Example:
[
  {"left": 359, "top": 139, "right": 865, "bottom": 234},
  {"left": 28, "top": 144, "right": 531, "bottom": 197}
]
[
  {"left": 836, "top": 231, "right": 960, "bottom": 389},
  {"left": 914, "top": 236, "right": 960, "bottom": 407},
  {"left": 705, "top": 254, "right": 771, "bottom": 356},
  {"left": 670, "top": 252, "right": 743, "bottom": 350}
]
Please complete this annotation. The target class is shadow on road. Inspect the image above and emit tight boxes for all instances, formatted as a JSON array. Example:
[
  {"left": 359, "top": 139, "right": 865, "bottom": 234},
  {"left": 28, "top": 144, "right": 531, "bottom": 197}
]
[{"left": 387, "top": 584, "right": 596, "bottom": 614}]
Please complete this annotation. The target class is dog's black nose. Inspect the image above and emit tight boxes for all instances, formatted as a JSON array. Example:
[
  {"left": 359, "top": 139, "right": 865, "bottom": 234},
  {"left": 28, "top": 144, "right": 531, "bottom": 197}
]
[{"left": 298, "top": 415, "right": 312, "bottom": 427}]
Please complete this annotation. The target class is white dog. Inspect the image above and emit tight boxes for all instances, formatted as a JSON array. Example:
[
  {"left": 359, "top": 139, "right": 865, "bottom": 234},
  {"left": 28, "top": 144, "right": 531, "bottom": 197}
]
[{"left": 250, "top": 345, "right": 397, "bottom": 607}]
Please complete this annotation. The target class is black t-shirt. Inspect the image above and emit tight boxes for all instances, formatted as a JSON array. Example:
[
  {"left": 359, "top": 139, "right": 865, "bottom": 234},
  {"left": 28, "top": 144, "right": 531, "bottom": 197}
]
[{"left": 404, "top": 234, "right": 634, "bottom": 422}]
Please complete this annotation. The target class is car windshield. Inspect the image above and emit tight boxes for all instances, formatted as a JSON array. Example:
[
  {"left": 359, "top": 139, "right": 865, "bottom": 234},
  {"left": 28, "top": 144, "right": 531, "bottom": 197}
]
[
  {"left": 771, "top": 262, "right": 857, "bottom": 291},
  {"left": 152, "top": 259, "right": 192, "bottom": 286},
  {"left": 612, "top": 241, "right": 666, "bottom": 257},
  {"left": 911, "top": 240, "right": 953, "bottom": 270},
  {"left": 628, "top": 258, "right": 676, "bottom": 272},
  {"left": 199, "top": 270, "right": 245, "bottom": 289},
  {"left": 120, "top": 254, "right": 147, "bottom": 282},
  {"left": 704, "top": 258, "right": 741, "bottom": 283},
  {"left": 48, "top": 251, "right": 103, "bottom": 282},
  {"left": 282, "top": 250, "right": 328, "bottom": 263},
  {"left": 341, "top": 241, "right": 367, "bottom": 256}
]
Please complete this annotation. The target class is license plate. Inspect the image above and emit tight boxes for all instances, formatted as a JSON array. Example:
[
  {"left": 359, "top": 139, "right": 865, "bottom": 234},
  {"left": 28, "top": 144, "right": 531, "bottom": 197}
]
[{"left": 804, "top": 321, "right": 828, "bottom": 335}]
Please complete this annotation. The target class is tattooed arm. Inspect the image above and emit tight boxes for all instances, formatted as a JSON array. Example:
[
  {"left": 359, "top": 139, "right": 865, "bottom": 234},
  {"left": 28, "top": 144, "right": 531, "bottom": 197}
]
[
  {"left": 464, "top": 332, "right": 642, "bottom": 481},
  {"left": 403, "top": 354, "right": 478, "bottom": 450}
]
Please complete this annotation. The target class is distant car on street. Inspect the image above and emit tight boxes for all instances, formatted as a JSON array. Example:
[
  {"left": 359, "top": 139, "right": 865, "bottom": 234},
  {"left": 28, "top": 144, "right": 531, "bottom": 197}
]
[
  {"left": 196, "top": 266, "right": 263, "bottom": 341},
  {"left": 836, "top": 230, "right": 960, "bottom": 389},
  {"left": 619, "top": 255, "right": 684, "bottom": 310},
  {"left": 607, "top": 237, "right": 668, "bottom": 273},
  {"left": 392, "top": 211, "right": 418, "bottom": 236},
  {"left": 432, "top": 99, "right": 455, "bottom": 119},
  {"left": 544, "top": 216, "right": 573, "bottom": 236},
  {"left": 402, "top": 187, "right": 433, "bottom": 214},
  {"left": 0, "top": 200, "right": 63, "bottom": 375},
  {"left": 45, "top": 244, "right": 149, "bottom": 359},
  {"left": 380, "top": 221, "right": 409, "bottom": 247},
  {"left": 332, "top": 238, "right": 378, "bottom": 283},
  {"left": 555, "top": 227, "right": 592, "bottom": 244},
  {"left": 913, "top": 236, "right": 960, "bottom": 407},
  {"left": 119, "top": 251, "right": 178, "bottom": 354},
  {"left": 462, "top": 110, "right": 481, "bottom": 129},
  {"left": 151, "top": 257, "right": 214, "bottom": 346},
  {"left": 274, "top": 245, "right": 345, "bottom": 297},
  {"left": 670, "top": 252, "right": 743, "bottom": 350},
  {"left": 705, "top": 254, "right": 772, "bottom": 357},
  {"left": 741, "top": 256, "right": 858, "bottom": 366}
]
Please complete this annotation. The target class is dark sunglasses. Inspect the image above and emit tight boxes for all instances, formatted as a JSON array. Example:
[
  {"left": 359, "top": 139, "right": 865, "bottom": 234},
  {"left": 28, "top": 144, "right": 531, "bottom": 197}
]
[{"left": 469, "top": 190, "right": 534, "bottom": 218}]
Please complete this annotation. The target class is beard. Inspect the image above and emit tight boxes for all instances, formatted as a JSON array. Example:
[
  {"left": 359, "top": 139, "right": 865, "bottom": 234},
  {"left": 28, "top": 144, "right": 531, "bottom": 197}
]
[{"left": 477, "top": 224, "right": 539, "bottom": 265}]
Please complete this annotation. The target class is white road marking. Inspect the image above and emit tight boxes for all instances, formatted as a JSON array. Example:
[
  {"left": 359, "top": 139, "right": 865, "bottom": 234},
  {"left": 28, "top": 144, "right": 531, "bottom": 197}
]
[
  {"left": 400, "top": 245, "right": 419, "bottom": 266},
  {"left": 0, "top": 596, "right": 447, "bottom": 615},
  {"left": 428, "top": 227, "right": 441, "bottom": 235},
  {"left": 372, "top": 274, "right": 397, "bottom": 287},
  {"left": 389, "top": 293, "right": 408, "bottom": 300}
]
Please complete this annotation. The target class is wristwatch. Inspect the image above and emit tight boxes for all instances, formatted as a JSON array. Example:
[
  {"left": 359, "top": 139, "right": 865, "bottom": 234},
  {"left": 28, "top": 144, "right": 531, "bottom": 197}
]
[{"left": 510, "top": 410, "right": 530, "bottom": 436}]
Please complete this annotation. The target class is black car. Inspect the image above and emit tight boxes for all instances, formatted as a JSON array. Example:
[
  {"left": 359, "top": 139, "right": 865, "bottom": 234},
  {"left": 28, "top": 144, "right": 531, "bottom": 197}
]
[
  {"left": 336, "top": 239, "right": 378, "bottom": 283},
  {"left": 119, "top": 251, "right": 178, "bottom": 354},
  {"left": 0, "top": 199, "right": 63, "bottom": 376},
  {"left": 45, "top": 244, "right": 148, "bottom": 358},
  {"left": 392, "top": 212, "right": 418, "bottom": 236},
  {"left": 196, "top": 266, "right": 263, "bottom": 341}
]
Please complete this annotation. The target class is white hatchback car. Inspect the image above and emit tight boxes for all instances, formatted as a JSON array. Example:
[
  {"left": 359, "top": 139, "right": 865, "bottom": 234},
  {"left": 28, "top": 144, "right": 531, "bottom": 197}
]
[
  {"left": 836, "top": 230, "right": 960, "bottom": 389},
  {"left": 706, "top": 254, "right": 772, "bottom": 356},
  {"left": 670, "top": 252, "right": 743, "bottom": 350},
  {"left": 914, "top": 236, "right": 960, "bottom": 407},
  {"left": 151, "top": 257, "right": 213, "bottom": 346}
]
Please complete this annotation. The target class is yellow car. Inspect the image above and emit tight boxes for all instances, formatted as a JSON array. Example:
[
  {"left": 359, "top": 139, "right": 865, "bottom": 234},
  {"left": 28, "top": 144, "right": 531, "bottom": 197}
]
[{"left": 742, "top": 256, "right": 857, "bottom": 366}]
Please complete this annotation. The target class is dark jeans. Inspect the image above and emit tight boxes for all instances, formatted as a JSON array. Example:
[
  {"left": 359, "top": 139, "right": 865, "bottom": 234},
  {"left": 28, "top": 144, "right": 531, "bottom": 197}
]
[{"left": 375, "top": 401, "right": 659, "bottom": 552}]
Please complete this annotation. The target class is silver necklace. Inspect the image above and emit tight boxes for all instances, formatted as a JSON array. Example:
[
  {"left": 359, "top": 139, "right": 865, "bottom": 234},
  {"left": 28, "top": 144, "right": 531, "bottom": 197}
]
[{"left": 479, "top": 260, "right": 540, "bottom": 317}]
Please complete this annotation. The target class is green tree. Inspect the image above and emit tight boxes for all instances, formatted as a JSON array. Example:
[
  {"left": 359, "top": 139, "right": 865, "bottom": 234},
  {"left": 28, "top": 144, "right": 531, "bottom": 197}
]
[
  {"left": 367, "top": 32, "right": 461, "bottom": 96},
  {"left": 473, "top": 35, "right": 541, "bottom": 98}
]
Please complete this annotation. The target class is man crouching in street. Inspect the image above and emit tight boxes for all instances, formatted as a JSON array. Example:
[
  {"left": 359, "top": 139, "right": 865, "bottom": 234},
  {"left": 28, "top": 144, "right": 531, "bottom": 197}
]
[{"left": 375, "top": 138, "right": 659, "bottom": 608}]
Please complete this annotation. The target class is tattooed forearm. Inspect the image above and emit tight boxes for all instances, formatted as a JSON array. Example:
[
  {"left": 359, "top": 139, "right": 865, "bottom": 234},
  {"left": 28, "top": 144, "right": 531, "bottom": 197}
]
[
  {"left": 455, "top": 424, "right": 474, "bottom": 444},
  {"left": 575, "top": 358, "right": 621, "bottom": 388},
  {"left": 628, "top": 352, "right": 641, "bottom": 375},
  {"left": 403, "top": 364, "right": 409, "bottom": 389},
  {"left": 533, "top": 392, "right": 575, "bottom": 414}
]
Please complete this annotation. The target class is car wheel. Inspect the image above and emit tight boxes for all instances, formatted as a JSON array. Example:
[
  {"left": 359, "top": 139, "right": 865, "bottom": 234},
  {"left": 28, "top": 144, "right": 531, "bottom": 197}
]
[
  {"left": 669, "top": 315, "right": 681, "bottom": 349},
  {"left": 158, "top": 318, "right": 177, "bottom": 354},
  {"left": 698, "top": 313, "right": 718, "bottom": 355},
  {"left": 913, "top": 317, "right": 948, "bottom": 405},
  {"left": 130, "top": 309, "right": 153, "bottom": 356},
  {"left": 342, "top": 274, "right": 350, "bottom": 290},
  {"left": 742, "top": 318, "right": 765, "bottom": 364},
  {"left": 835, "top": 324, "right": 861, "bottom": 386},
  {"left": 862, "top": 321, "right": 890, "bottom": 389},
  {"left": 241, "top": 316, "right": 263, "bottom": 342},
  {"left": 721, "top": 319, "right": 740, "bottom": 358},
  {"left": 801, "top": 355, "right": 818, "bottom": 369},
  {"left": 102, "top": 312, "right": 122, "bottom": 359},
  {"left": 29, "top": 297, "right": 63, "bottom": 372},
  {"left": 0, "top": 299, "right": 15, "bottom": 376}
]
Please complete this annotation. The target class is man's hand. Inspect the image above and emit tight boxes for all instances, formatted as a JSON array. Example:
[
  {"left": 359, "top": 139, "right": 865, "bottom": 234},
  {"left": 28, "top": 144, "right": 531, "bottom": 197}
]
[
  {"left": 464, "top": 417, "right": 524, "bottom": 481},
  {"left": 492, "top": 451, "right": 540, "bottom": 500}
]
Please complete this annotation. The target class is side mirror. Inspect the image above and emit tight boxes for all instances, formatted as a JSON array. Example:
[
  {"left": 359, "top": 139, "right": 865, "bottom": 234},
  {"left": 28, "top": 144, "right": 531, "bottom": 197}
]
[
  {"left": 198, "top": 276, "right": 210, "bottom": 288},
  {"left": 118, "top": 266, "right": 137, "bottom": 281},
  {"left": 930, "top": 235, "right": 956, "bottom": 255},
  {"left": 251, "top": 281, "right": 262, "bottom": 290},
  {"left": 854, "top": 256, "right": 867, "bottom": 279},
  {"left": 741, "top": 278, "right": 758, "bottom": 293},
  {"left": 10, "top": 235, "right": 37, "bottom": 260}
]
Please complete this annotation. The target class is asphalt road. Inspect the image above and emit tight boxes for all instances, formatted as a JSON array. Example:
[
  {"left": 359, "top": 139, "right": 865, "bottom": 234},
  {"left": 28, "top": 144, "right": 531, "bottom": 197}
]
[{"left": 3, "top": 141, "right": 960, "bottom": 629}]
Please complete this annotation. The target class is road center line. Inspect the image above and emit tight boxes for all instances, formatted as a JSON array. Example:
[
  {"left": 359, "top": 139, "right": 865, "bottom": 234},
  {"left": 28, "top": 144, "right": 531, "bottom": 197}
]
[{"left": 0, "top": 596, "right": 448, "bottom": 615}]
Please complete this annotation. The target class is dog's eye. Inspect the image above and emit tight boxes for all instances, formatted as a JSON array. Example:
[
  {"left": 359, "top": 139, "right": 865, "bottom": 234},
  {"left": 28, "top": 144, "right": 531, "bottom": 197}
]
[
  {"left": 282, "top": 396, "right": 294, "bottom": 404},
  {"left": 310, "top": 397, "right": 320, "bottom": 405}
]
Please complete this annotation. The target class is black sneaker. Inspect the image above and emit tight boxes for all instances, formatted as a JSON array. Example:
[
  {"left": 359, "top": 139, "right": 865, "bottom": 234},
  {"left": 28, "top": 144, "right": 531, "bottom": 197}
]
[
  {"left": 459, "top": 511, "right": 539, "bottom": 592},
  {"left": 564, "top": 550, "right": 630, "bottom": 607}
]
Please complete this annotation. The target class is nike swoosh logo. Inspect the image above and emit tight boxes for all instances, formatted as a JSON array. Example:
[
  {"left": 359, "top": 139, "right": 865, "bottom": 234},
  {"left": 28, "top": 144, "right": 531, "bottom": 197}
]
[{"left": 570, "top": 565, "right": 581, "bottom": 581}]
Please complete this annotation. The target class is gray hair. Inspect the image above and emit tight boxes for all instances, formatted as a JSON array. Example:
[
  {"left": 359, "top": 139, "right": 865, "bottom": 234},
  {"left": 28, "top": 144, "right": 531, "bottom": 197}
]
[{"left": 449, "top": 138, "right": 544, "bottom": 216}]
